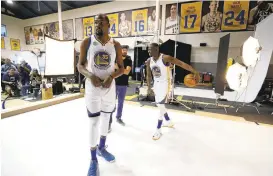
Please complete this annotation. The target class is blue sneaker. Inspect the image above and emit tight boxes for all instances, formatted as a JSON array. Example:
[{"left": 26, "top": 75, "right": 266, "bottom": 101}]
[
  {"left": 97, "top": 146, "right": 115, "bottom": 163},
  {"left": 87, "top": 160, "right": 99, "bottom": 176}
]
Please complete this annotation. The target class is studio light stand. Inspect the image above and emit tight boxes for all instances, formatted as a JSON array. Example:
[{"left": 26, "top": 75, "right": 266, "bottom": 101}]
[
  {"left": 204, "top": 93, "right": 228, "bottom": 113},
  {"left": 168, "top": 0, "right": 195, "bottom": 112}
]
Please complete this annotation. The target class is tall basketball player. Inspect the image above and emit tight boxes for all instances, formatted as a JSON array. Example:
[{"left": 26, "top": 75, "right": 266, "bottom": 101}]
[
  {"left": 146, "top": 43, "right": 199, "bottom": 140},
  {"left": 78, "top": 14, "right": 124, "bottom": 176},
  {"left": 201, "top": 0, "right": 223, "bottom": 32},
  {"left": 248, "top": 0, "right": 273, "bottom": 30}
]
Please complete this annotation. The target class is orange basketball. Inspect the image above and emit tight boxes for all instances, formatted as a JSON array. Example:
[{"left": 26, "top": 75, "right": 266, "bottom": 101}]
[{"left": 184, "top": 74, "right": 197, "bottom": 87}]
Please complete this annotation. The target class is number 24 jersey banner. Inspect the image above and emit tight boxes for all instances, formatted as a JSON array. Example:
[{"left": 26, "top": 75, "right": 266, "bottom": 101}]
[{"left": 221, "top": 0, "right": 250, "bottom": 31}]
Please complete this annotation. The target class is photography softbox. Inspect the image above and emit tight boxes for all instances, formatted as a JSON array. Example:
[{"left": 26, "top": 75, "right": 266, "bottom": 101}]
[{"left": 45, "top": 36, "right": 75, "bottom": 76}]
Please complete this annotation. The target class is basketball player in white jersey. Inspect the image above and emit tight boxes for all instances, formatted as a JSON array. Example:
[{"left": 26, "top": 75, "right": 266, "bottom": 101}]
[
  {"left": 78, "top": 14, "right": 124, "bottom": 176},
  {"left": 248, "top": 0, "right": 273, "bottom": 30},
  {"left": 146, "top": 43, "right": 199, "bottom": 140},
  {"left": 165, "top": 4, "right": 179, "bottom": 34},
  {"left": 201, "top": 0, "right": 222, "bottom": 32}
]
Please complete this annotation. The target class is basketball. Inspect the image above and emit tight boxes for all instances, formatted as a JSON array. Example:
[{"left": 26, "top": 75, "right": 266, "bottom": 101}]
[{"left": 184, "top": 74, "right": 197, "bottom": 87}]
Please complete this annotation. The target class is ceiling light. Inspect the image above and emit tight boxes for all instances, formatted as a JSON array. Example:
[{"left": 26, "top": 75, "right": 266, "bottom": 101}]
[{"left": 7, "top": 0, "right": 13, "bottom": 4}]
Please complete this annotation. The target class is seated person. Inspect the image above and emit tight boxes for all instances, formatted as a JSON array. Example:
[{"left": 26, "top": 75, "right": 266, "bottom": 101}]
[
  {"left": 2, "top": 68, "right": 20, "bottom": 96},
  {"left": 1, "top": 58, "right": 17, "bottom": 92}
]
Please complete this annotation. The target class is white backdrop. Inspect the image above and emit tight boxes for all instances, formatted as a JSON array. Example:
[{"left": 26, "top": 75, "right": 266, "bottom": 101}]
[{"left": 45, "top": 37, "right": 75, "bottom": 76}]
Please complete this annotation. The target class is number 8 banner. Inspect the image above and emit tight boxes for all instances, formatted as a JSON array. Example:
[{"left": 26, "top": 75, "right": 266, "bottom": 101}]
[
  {"left": 221, "top": 0, "right": 250, "bottom": 31},
  {"left": 180, "top": 1, "right": 202, "bottom": 33},
  {"left": 132, "top": 9, "right": 148, "bottom": 35}
]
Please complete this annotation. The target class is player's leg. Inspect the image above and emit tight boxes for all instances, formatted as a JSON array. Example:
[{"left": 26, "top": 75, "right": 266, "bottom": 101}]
[
  {"left": 98, "top": 81, "right": 116, "bottom": 162},
  {"left": 153, "top": 102, "right": 164, "bottom": 140},
  {"left": 85, "top": 79, "right": 101, "bottom": 176},
  {"left": 158, "top": 103, "right": 174, "bottom": 128},
  {"left": 116, "top": 85, "right": 127, "bottom": 125}
]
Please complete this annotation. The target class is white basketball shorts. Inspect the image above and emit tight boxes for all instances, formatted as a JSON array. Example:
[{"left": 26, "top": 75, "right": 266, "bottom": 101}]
[
  {"left": 85, "top": 78, "right": 116, "bottom": 115},
  {"left": 153, "top": 80, "right": 170, "bottom": 104}
]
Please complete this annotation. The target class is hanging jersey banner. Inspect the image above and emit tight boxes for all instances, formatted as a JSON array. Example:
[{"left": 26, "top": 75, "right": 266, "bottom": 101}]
[
  {"left": 107, "top": 13, "right": 119, "bottom": 37},
  {"left": 180, "top": 1, "right": 202, "bottom": 33},
  {"left": 83, "top": 17, "right": 94, "bottom": 39},
  {"left": 131, "top": 9, "right": 148, "bottom": 36},
  {"left": 222, "top": 0, "right": 250, "bottom": 31}
]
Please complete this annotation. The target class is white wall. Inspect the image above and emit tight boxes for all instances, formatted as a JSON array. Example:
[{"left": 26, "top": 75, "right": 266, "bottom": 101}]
[
  {"left": 1, "top": 15, "right": 25, "bottom": 59},
  {"left": 1, "top": 1, "right": 260, "bottom": 64}
]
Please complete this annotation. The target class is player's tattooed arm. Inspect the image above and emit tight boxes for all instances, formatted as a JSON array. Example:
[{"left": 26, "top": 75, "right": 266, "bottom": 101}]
[
  {"left": 163, "top": 55, "right": 197, "bottom": 74},
  {"left": 111, "top": 40, "right": 124, "bottom": 79},
  {"left": 78, "top": 38, "right": 101, "bottom": 87}
]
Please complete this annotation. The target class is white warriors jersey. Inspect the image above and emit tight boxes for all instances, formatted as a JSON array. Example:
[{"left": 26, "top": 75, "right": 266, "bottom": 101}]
[
  {"left": 86, "top": 35, "right": 116, "bottom": 80},
  {"left": 149, "top": 54, "right": 172, "bottom": 83},
  {"left": 165, "top": 17, "right": 179, "bottom": 34}
]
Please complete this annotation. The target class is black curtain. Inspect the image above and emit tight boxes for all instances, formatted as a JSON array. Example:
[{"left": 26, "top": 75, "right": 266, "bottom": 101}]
[
  {"left": 132, "top": 47, "right": 150, "bottom": 81},
  {"left": 159, "top": 39, "right": 192, "bottom": 83}
]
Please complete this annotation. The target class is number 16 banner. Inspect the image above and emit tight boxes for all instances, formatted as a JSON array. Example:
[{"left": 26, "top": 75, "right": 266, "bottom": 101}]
[
  {"left": 221, "top": 0, "right": 249, "bottom": 31},
  {"left": 180, "top": 1, "right": 202, "bottom": 33},
  {"left": 132, "top": 9, "right": 148, "bottom": 35}
]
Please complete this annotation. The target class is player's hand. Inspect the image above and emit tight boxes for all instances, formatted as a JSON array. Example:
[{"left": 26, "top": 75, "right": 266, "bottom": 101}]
[
  {"left": 102, "top": 75, "right": 113, "bottom": 88},
  {"left": 193, "top": 71, "right": 200, "bottom": 83},
  {"left": 90, "top": 74, "right": 102, "bottom": 87}
]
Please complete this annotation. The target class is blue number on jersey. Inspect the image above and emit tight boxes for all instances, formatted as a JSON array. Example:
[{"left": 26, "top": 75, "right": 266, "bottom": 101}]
[
  {"left": 86, "top": 26, "right": 92, "bottom": 36},
  {"left": 135, "top": 20, "right": 145, "bottom": 32},
  {"left": 224, "top": 10, "right": 245, "bottom": 26},
  {"left": 184, "top": 14, "right": 197, "bottom": 29}
]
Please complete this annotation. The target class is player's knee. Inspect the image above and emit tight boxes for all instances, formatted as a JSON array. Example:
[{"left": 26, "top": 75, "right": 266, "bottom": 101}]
[{"left": 87, "top": 109, "right": 100, "bottom": 118}]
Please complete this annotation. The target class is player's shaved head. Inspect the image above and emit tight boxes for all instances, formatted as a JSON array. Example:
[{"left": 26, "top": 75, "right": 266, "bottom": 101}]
[{"left": 95, "top": 13, "right": 109, "bottom": 24}]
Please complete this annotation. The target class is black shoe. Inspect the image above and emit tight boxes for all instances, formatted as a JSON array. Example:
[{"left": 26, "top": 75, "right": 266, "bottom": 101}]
[{"left": 116, "top": 119, "right": 125, "bottom": 126}]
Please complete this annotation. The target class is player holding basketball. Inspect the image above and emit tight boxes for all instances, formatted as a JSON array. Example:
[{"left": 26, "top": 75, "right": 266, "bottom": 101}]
[
  {"left": 78, "top": 14, "right": 124, "bottom": 176},
  {"left": 146, "top": 43, "right": 199, "bottom": 140}
]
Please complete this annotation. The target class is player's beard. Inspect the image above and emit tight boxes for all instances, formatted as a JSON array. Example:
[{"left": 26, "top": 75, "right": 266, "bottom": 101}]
[{"left": 96, "top": 29, "right": 103, "bottom": 37}]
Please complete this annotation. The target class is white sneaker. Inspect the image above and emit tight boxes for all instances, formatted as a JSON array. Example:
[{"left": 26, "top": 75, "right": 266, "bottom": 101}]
[
  {"left": 152, "top": 129, "right": 162, "bottom": 140},
  {"left": 163, "top": 120, "right": 174, "bottom": 128}
]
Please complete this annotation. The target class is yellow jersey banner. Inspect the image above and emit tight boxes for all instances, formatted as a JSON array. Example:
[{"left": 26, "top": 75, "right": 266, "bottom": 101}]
[
  {"left": 10, "top": 39, "right": 20, "bottom": 51},
  {"left": 132, "top": 9, "right": 148, "bottom": 35},
  {"left": 83, "top": 17, "right": 94, "bottom": 38},
  {"left": 1, "top": 37, "right": 5, "bottom": 49},
  {"left": 107, "top": 13, "right": 119, "bottom": 37},
  {"left": 221, "top": 0, "right": 250, "bottom": 31},
  {"left": 180, "top": 2, "right": 202, "bottom": 33}
]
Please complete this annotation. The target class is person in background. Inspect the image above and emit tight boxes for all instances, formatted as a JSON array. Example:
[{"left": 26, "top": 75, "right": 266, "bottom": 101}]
[
  {"left": 2, "top": 68, "right": 20, "bottom": 96},
  {"left": 1, "top": 58, "right": 17, "bottom": 73},
  {"left": 109, "top": 45, "right": 132, "bottom": 132},
  {"left": 1, "top": 58, "right": 17, "bottom": 92},
  {"left": 30, "top": 69, "right": 42, "bottom": 89},
  {"left": 140, "top": 61, "right": 146, "bottom": 87},
  {"left": 18, "top": 59, "right": 32, "bottom": 96}
]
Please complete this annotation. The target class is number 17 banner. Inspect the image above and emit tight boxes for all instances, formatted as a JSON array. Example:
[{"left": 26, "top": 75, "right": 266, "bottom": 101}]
[
  {"left": 180, "top": 1, "right": 202, "bottom": 33},
  {"left": 221, "top": 0, "right": 249, "bottom": 31}
]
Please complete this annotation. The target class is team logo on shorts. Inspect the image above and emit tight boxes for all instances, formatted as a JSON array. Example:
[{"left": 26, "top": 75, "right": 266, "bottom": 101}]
[
  {"left": 152, "top": 66, "right": 161, "bottom": 78},
  {"left": 94, "top": 50, "right": 111, "bottom": 70}
]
